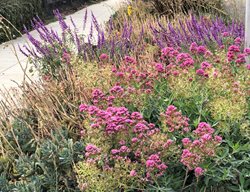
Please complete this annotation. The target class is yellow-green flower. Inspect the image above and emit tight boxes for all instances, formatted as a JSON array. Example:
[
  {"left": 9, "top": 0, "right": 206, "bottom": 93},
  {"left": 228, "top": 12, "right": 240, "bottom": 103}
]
[{"left": 127, "top": 5, "right": 132, "bottom": 16}]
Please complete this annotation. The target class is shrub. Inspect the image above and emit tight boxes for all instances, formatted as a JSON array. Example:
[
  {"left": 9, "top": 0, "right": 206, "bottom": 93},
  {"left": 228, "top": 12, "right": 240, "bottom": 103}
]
[
  {"left": 74, "top": 36, "right": 249, "bottom": 191},
  {"left": 0, "top": 0, "right": 43, "bottom": 43}
]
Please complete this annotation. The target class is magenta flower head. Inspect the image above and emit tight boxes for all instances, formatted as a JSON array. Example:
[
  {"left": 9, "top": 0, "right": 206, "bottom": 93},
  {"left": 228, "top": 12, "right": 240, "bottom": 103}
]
[
  {"left": 193, "top": 122, "right": 214, "bottom": 136},
  {"left": 196, "top": 69, "right": 205, "bottom": 76},
  {"left": 197, "top": 46, "right": 207, "bottom": 54},
  {"left": 99, "top": 53, "right": 109, "bottom": 60},
  {"left": 246, "top": 64, "right": 250, "bottom": 70},
  {"left": 130, "top": 170, "right": 137, "bottom": 177},
  {"left": 85, "top": 144, "right": 101, "bottom": 155},
  {"left": 228, "top": 45, "right": 240, "bottom": 53},
  {"left": 124, "top": 56, "right": 137, "bottom": 64},
  {"left": 146, "top": 160, "right": 155, "bottom": 168},
  {"left": 222, "top": 32, "right": 230, "bottom": 37},
  {"left": 244, "top": 48, "right": 250, "bottom": 55},
  {"left": 234, "top": 37, "right": 242, "bottom": 44},
  {"left": 201, "top": 61, "right": 212, "bottom": 69},
  {"left": 201, "top": 134, "right": 212, "bottom": 141},
  {"left": 182, "top": 138, "right": 191, "bottom": 146},
  {"left": 155, "top": 63, "right": 164, "bottom": 72},
  {"left": 79, "top": 104, "right": 88, "bottom": 112},
  {"left": 62, "top": 51, "right": 71, "bottom": 64},
  {"left": 215, "top": 135, "right": 223, "bottom": 143},
  {"left": 189, "top": 42, "right": 198, "bottom": 52},
  {"left": 194, "top": 167, "right": 204, "bottom": 177}
]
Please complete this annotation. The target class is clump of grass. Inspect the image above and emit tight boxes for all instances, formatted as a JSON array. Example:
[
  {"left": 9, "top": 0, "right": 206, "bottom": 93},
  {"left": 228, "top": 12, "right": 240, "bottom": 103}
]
[{"left": 148, "top": 0, "right": 226, "bottom": 18}]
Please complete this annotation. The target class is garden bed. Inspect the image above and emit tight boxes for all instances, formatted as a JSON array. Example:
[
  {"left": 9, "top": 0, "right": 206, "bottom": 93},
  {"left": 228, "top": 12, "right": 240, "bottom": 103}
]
[{"left": 0, "top": 0, "right": 249, "bottom": 191}]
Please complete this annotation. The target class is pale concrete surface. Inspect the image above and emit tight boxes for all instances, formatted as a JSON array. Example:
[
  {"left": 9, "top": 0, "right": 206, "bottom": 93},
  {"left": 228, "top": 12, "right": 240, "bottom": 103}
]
[{"left": 0, "top": 0, "right": 125, "bottom": 90}]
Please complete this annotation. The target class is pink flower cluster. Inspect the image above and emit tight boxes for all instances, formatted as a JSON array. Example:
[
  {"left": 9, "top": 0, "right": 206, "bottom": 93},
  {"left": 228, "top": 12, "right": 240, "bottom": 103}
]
[
  {"left": 85, "top": 144, "right": 101, "bottom": 158},
  {"left": 164, "top": 105, "right": 190, "bottom": 133},
  {"left": 124, "top": 55, "right": 137, "bottom": 64},
  {"left": 195, "top": 61, "right": 212, "bottom": 78},
  {"left": 189, "top": 42, "right": 212, "bottom": 57},
  {"left": 99, "top": 53, "right": 109, "bottom": 61},
  {"left": 62, "top": 51, "right": 71, "bottom": 64},
  {"left": 146, "top": 154, "right": 168, "bottom": 178},
  {"left": 161, "top": 47, "right": 179, "bottom": 58},
  {"left": 227, "top": 43, "right": 246, "bottom": 63},
  {"left": 79, "top": 102, "right": 178, "bottom": 179},
  {"left": 112, "top": 58, "right": 155, "bottom": 94},
  {"left": 176, "top": 53, "right": 194, "bottom": 68},
  {"left": 181, "top": 122, "right": 222, "bottom": 175}
]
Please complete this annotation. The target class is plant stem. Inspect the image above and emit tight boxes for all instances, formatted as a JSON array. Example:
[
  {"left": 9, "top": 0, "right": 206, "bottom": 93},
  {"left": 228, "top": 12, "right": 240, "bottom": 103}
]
[{"left": 181, "top": 168, "right": 189, "bottom": 191}]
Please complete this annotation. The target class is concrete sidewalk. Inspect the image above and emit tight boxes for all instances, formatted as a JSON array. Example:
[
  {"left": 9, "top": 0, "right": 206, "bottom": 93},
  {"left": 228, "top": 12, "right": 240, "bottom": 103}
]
[{"left": 0, "top": 0, "right": 125, "bottom": 89}]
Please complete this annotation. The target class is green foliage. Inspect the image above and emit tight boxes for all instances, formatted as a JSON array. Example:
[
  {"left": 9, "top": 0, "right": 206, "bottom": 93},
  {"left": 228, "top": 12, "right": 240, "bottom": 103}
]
[
  {"left": 0, "top": 118, "right": 84, "bottom": 191},
  {"left": 0, "top": 0, "right": 43, "bottom": 43}
]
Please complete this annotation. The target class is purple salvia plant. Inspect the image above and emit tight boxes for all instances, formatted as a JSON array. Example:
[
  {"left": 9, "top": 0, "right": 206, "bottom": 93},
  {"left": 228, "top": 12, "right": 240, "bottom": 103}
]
[
  {"left": 83, "top": 9, "right": 88, "bottom": 31},
  {"left": 53, "top": 9, "right": 68, "bottom": 32},
  {"left": 91, "top": 11, "right": 100, "bottom": 32}
]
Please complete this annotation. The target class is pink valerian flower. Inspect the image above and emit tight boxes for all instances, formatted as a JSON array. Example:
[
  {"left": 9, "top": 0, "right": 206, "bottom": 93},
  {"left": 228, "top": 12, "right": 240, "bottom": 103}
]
[
  {"left": 133, "top": 122, "right": 150, "bottom": 133},
  {"left": 236, "top": 53, "right": 246, "bottom": 64},
  {"left": 92, "top": 89, "right": 105, "bottom": 104},
  {"left": 193, "top": 122, "right": 214, "bottom": 136},
  {"left": 244, "top": 48, "right": 250, "bottom": 55},
  {"left": 201, "top": 134, "right": 212, "bottom": 141},
  {"left": 181, "top": 122, "right": 222, "bottom": 170},
  {"left": 131, "top": 112, "right": 143, "bottom": 120},
  {"left": 201, "top": 61, "right": 212, "bottom": 69},
  {"left": 176, "top": 53, "right": 194, "bottom": 68},
  {"left": 234, "top": 37, "right": 242, "bottom": 45},
  {"left": 85, "top": 144, "right": 101, "bottom": 157},
  {"left": 99, "top": 53, "right": 108, "bottom": 60},
  {"left": 196, "top": 68, "right": 205, "bottom": 76},
  {"left": 194, "top": 167, "right": 204, "bottom": 177},
  {"left": 181, "top": 149, "right": 201, "bottom": 170},
  {"left": 182, "top": 138, "right": 191, "bottom": 146},
  {"left": 215, "top": 136, "right": 223, "bottom": 142},
  {"left": 227, "top": 51, "right": 235, "bottom": 62},
  {"left": 228, "top": 45, "right": 241, "bottom": 53},
  {"left": 110, "top": 85, "right": 124, "bottom": 95},
  {"left": 111, "top": 149, "right": 120, "bottom": 155},
  {"left": 204, "top": 50, "right": 213, "bottom": 58},
  {"left": 222, "top": 32, "right": 230, "bottom": 37},
  {"left": 124, "top": 56, "right": 137, "bottom": 64},
  {"left": 196, "top": 69, "right": 209, "bottom": 77},
  {"left": 155, "top": 63, "right": 165, "bottom": 72},
  {"left": 189, "top": 42, "right": 198, "bottom": 53},
  {"left": 116, "top": 72, "right": 125, "bottom": 78},
  {"left": 146, "top": 160, "right": 156, "bottom": 168},
  {"left": 246, "top": 64, "right": 250, "bottom": 70},
  {"left": 119, "top": 140, "right": 126, "bottom": 145},
  {"left": 62, "top": 51, "right": 71, "bottom": 64},
  {"left": 172, "top": 70, "right": 180, "bottom": 76},
  {"left": 161, "top": 47, "right": 179, "bottom": 58},
  {"left": 146, "top": 154, "right": 168, "bottom": 178},
  {"left": 197, "top": 46, "right": 207, "bottom": 55},
  {"left": 176, "top": 53, "right": 192, "bottom": 63},
  {"left": 131, "top": 137, "right": 139, "bottom": 143},
  {"left": 164, "top": 105, "right": 190, "bottom": 133},
  {"left": 130, "top": 170, "right": 137, "bottom": 177},
  {"left": 79, "top": 104, "right": 88, "bottom": 112},
  {"left": 119, "top": 145, "right": 131, "bottom": 153}
]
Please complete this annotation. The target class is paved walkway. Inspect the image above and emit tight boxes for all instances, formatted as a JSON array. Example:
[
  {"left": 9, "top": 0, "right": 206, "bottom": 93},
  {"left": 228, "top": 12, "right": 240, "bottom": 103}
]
[{"left": 0, "top": 0, "right": 124, "bottom": 90}]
